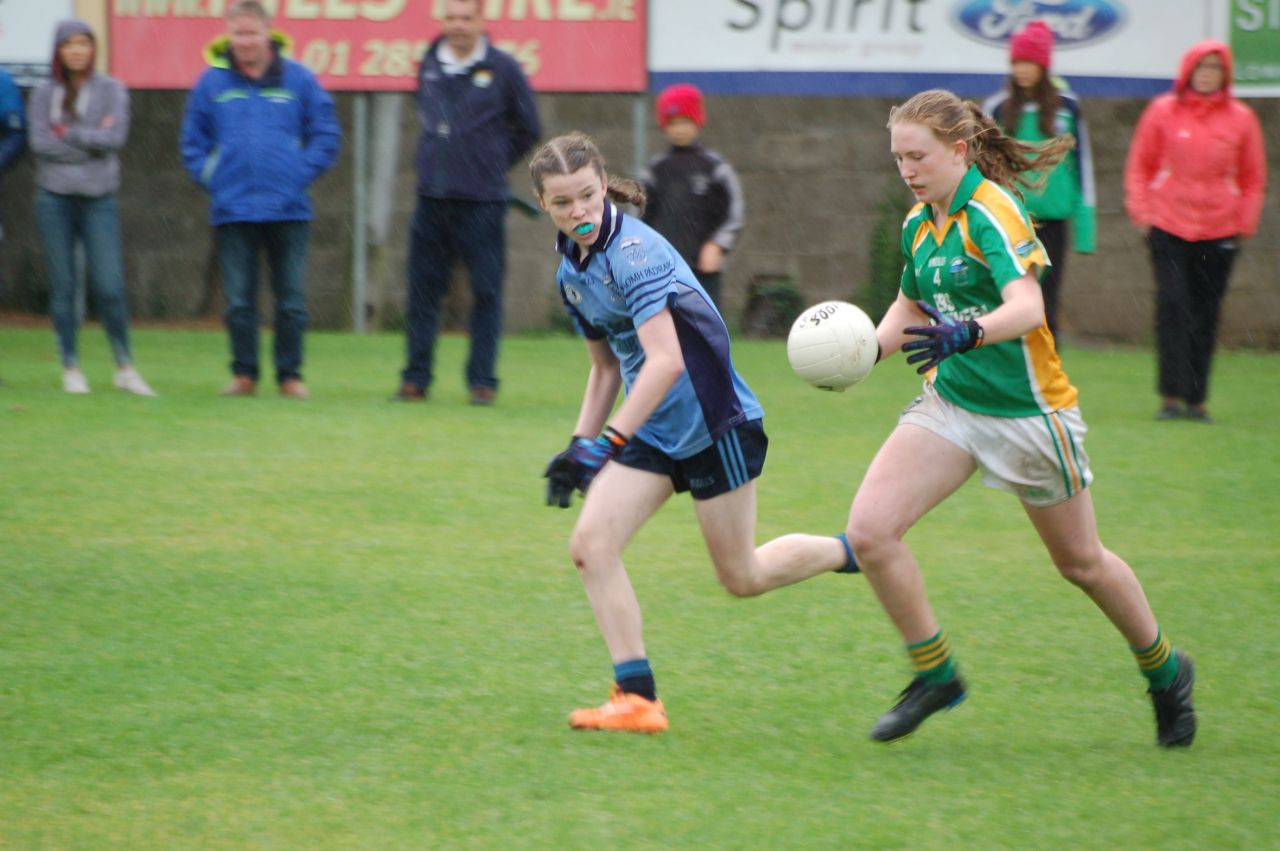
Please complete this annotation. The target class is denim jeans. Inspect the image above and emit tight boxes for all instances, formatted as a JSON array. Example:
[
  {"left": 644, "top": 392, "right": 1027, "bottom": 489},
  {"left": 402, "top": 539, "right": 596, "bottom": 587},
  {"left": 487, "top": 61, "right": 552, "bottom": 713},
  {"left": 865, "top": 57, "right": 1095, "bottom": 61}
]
[
  {"left": 215, "top": 221, "right": 310, "bottom": 383},
  {"left": 34, "top": 188, "right": 133, "bottom": 368},
  {"left": 402, "top": 197, "right": 506, "bottom": 391}
]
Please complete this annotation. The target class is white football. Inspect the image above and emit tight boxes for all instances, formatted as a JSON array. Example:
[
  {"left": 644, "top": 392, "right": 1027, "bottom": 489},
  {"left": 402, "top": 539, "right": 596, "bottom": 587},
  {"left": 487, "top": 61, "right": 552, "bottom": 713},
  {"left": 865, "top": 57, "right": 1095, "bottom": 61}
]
[{"left": 786, "top": 301, "right": 879, "bottom": 391}]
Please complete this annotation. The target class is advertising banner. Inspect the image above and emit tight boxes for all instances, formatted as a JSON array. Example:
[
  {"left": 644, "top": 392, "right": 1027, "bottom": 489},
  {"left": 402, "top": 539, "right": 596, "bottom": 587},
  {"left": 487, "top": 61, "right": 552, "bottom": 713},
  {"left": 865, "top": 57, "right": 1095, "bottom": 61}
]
[
  {"left": 109, "top": 0, "right": 646, "bottom": 92},
  {"left": 1230, "top": 0, "right": 1280, "bottom": 95},
  {"left": 0, "top": 0, "right": 76, "bottom": 86},
  {"left": 649, "top": 0, "right": 1218, "bottom": 97}
]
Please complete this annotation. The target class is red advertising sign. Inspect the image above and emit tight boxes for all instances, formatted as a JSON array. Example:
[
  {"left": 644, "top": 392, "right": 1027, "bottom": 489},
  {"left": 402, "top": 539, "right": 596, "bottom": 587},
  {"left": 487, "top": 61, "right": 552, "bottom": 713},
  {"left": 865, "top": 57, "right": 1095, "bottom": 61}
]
[{"left": 109, "top": 0, "right": 646, "bottom": 92}]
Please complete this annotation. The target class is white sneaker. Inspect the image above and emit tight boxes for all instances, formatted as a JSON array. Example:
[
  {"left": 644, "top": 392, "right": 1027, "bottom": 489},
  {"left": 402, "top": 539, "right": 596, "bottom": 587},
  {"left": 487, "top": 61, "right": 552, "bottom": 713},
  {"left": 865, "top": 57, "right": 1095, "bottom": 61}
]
[
  {"left": 62, "top": 369, "right": 90, "bottom": 394},
  {"left": 113, "top": 368, "right": 157, "bottom": 397}
]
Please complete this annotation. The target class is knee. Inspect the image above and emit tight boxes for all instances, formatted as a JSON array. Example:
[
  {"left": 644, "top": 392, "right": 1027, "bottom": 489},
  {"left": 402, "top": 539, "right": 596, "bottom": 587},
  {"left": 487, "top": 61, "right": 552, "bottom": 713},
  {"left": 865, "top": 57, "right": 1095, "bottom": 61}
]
[
  {"left": 844, "top": 517, "right": 894, "bottom": 568},
  {"left": 718, "top": 569, "right": 766, "bottom": 599},
  {"left": 568, "top": 526, "right": 613, "bottom": 575},
  {"left": 1052, "top": 545, "right": 1107, "bottom": 589}
]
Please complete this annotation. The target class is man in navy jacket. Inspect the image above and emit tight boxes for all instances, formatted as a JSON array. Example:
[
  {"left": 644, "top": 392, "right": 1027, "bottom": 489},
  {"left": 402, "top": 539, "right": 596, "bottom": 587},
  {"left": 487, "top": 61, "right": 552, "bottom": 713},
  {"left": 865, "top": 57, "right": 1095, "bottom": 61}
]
[
  {"left": 393, "top": 0, "right": 541, "bottom": 405},
  {"left": 180, "top": 0, "right": 340, "bottom": 400}
]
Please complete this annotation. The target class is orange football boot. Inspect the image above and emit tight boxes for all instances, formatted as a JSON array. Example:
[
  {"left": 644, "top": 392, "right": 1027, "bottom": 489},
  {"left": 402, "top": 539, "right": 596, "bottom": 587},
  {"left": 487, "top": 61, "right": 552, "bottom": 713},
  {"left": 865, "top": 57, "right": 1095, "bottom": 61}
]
[{"left": 568, "top": 685, "right": 668, "bottom": 733}]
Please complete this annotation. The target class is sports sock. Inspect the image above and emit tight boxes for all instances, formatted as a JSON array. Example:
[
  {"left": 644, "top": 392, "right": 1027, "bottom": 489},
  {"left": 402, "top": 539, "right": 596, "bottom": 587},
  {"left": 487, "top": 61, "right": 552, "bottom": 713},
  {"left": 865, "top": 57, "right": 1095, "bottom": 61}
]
[
  {"left": 907, "top": 630, "right": 957, "bottom": 685},
  {"left": 614, "top": 658, "right": 657, "bottom": 701},
  {"left": 1132, "top": 628, "right": 1179, "bottom": 691},
  {"left": 834, "top": 532, "right": 860, "bottom": 573}
]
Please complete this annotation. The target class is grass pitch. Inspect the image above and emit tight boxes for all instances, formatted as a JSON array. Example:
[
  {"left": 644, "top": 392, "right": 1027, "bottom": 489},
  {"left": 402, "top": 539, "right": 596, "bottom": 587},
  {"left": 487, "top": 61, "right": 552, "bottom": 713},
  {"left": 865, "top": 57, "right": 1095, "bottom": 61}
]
[{"left": 1, "top": 326, "right": 1277, "bottom": 849}]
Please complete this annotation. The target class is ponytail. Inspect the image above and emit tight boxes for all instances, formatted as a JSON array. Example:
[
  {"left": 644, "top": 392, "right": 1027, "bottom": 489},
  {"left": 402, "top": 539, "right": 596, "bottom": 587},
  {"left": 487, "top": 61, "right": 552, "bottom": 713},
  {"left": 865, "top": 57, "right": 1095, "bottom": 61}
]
[{"left": 890, "top": 89, "right": 1073, "bottom": 197}]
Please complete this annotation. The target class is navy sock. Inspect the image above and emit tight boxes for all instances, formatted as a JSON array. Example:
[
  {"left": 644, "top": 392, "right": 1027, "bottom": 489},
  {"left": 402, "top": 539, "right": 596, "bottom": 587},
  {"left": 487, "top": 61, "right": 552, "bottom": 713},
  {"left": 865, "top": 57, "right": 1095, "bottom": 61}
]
[
  {"left": 834, "top": 532, "right": 860, "bottom": 573},
  {"left": 614, "top": 658, "right": 656, "bottom": 700}
]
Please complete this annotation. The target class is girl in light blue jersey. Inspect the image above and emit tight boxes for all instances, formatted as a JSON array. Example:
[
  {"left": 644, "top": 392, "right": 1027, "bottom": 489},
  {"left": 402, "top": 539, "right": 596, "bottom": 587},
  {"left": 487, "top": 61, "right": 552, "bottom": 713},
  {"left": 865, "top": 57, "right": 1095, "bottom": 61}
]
[{"left": 530, "top": 132, "right": 857, "bottom": 734}]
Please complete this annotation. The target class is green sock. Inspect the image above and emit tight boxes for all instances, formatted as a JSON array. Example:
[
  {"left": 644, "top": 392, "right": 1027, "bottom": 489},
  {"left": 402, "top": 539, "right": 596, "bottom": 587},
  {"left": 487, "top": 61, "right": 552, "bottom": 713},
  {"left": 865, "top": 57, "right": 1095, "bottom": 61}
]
[
  {"left": 907, "top": 630, "right": 957, "bottom": 685},
  {"left": 1133, "top": 628, "right": 1179, "bottom": 690}
]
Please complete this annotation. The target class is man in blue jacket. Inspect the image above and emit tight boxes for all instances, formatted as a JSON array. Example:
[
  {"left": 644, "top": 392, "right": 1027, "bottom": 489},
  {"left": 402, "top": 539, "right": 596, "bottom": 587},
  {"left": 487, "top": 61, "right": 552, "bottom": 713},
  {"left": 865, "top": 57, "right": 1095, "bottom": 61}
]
[
  {"left": 392, "top": 0, "right": 541, "bottom": 405},
  {"left": 0, "top": 66, "right": 24, "bottom": 387},
  {"left": 180, "top": 0, "right": 340, "bottom": 399},
  {"left": 0, "top": 67, "right": 25, "bottom": 188}
]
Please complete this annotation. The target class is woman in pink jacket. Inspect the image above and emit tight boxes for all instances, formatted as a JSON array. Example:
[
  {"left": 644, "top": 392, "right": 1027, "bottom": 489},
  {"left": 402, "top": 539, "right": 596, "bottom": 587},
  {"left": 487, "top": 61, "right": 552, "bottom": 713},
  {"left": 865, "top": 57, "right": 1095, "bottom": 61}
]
[{"left": 1124, "top": 41, "right": 1266, "bottom": 424}]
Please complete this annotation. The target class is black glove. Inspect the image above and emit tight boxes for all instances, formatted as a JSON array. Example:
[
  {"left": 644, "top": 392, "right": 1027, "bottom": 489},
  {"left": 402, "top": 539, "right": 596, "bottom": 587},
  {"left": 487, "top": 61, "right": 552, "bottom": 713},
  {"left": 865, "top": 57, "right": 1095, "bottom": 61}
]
[
  {"left": 542, "top": 427, "right": 629, "bottom": 508},
  {"left": 544, "top": 437, "right": 583, "bottom": 508},
  {"left": 901, "top": 300, "right": 984, "bottom": 374}
]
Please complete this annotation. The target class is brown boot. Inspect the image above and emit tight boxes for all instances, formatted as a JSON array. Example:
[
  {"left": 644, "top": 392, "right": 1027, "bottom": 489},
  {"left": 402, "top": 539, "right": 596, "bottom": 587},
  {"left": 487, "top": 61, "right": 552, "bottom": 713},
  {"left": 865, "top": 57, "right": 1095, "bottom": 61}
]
[
  {"left": 279, "top": 379, "right": 310, "bottom": 400},
  {"left": 469, "top": 386, "right": 496, "bottom": 406},
  {"left": 390, "top": 382, "right": 428, "bottom": 402},
  {"left": 220, "top": 376, "right": 257, "bottom": 397}
]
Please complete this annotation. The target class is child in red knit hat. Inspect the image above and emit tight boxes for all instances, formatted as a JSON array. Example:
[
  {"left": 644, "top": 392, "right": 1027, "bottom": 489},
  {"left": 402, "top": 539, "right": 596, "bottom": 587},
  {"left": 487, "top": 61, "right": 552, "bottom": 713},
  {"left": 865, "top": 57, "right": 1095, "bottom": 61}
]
[{"left": 640, "top": 83, "right": 745, "bottom": 307}]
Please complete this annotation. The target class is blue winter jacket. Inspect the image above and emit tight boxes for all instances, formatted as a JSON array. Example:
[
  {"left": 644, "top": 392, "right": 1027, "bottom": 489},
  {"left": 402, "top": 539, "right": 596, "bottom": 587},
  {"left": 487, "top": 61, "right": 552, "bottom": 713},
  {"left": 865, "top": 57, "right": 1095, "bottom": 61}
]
[
  {"left": 180, "top": 33, "right": 340, "bottom": 225},
  {"left": 0, "top": 68, "right": 25, "bottom": 175},
  {"left": 413, "top": 36, "right": 540, "bottom": 201}
]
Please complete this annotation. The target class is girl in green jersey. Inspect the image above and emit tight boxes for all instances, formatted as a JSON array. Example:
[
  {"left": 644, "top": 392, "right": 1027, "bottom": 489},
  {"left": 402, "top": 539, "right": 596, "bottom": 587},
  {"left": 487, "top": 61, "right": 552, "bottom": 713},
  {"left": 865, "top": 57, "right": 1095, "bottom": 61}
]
[{"left": 847, "top": 89, "right": 1194, "bottom": 749}]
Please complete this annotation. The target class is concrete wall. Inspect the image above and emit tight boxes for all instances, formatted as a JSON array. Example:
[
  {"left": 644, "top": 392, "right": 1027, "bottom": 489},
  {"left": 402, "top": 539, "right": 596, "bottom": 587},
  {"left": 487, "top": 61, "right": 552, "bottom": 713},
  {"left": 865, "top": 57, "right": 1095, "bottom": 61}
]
[{"left": 2, "top": 89, "right": 1277, "bottom": 348}]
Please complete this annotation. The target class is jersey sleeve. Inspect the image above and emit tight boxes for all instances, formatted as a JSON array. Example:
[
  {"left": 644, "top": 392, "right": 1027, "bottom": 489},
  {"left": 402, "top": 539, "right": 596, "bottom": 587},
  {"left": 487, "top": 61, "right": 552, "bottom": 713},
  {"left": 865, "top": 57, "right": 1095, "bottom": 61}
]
[
  {"left": 968, "top": 185, "right": 1047, "bottom": 287},
  {"left": 609, "top": 231, "right": 682, "bottom": 327}
]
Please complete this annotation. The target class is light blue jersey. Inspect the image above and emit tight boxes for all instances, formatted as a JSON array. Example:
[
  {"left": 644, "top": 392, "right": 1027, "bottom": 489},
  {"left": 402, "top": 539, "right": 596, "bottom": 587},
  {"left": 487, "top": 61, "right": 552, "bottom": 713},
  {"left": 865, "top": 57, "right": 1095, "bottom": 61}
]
[{"left": 555, "top": 201, "right": 763, "bottom": 458}]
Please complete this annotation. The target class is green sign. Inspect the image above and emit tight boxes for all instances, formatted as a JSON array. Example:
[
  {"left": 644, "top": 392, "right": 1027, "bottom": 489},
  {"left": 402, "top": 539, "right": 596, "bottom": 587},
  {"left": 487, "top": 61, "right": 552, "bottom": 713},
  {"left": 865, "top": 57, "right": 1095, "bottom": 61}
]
[{"left": 1231, "top": 0, "right": 1280, "bottom": 93}]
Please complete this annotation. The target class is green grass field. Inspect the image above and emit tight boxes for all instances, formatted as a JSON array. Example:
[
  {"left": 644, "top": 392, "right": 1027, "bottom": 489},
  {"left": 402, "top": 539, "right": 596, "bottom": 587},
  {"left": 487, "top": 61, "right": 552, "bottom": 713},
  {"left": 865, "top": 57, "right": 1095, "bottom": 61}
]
[{"left": 2, "top": 325, "right": 1277, "bottom": 849}]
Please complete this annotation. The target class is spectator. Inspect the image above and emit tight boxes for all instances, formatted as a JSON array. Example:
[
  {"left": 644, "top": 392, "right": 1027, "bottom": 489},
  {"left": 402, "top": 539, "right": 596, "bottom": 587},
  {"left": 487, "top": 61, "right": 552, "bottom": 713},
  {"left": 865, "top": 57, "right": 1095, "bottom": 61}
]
[
  {"left": 1124, "top": 41, "right": 1265, "bottom": 424},
  {"left": 0, "top": 66, "right": 25, "bottom": 190},
  {"left": 392, "top": 0, "right": 541, "bottom": 406},
  {"left": 0, "top": 66, "right": 25, "bottom": 388},
  {"left": 983, "top": 22, "right": 1095, "bottom": 339},
  {"left": 180, "top": 0, "right": 340, "bottom": 399},
  {"left": 28, "top": 19, "right": 155, "bottom": 396},
  {"left": 641, "top": 83, "right": 744, "bottom": 309}
]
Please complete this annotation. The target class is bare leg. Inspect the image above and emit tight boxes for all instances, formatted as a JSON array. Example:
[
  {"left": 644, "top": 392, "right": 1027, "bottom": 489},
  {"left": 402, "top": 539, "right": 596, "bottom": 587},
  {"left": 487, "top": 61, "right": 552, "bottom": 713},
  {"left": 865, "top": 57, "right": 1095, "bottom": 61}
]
[
  {"left": 846, "top": 425, "right": 977, "bottom": 644},
  {"left": 693, "top": 482, "right": 851, "bottom": 597},
  {"left": 1024, "top": 489, "right": 1159, "bottom": 648},
  {"left": 569, "top": 462, "right": 674, "bottom": 663}
]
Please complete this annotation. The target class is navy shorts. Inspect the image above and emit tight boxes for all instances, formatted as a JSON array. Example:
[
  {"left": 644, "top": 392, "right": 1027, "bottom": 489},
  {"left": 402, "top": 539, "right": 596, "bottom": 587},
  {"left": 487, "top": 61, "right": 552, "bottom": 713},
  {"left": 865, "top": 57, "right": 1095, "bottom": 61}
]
[{"left": 615, "top": 419, "right": 768, "bottom": 500}]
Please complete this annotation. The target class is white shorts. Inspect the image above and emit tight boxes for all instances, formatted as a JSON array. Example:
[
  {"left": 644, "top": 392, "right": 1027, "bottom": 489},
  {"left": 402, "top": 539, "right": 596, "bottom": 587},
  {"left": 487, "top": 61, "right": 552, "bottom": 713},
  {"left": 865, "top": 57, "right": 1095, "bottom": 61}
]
[{"left": 899, "top": 381, "right": 1093, "bottom": 507}]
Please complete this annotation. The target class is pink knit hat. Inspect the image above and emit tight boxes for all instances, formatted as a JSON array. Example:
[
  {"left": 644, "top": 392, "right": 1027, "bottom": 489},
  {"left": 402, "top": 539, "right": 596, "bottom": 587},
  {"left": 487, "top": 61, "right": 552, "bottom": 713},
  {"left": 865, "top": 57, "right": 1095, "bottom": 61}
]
[
  {"left": 1010, "top": 21, "right": 1053, "bottom": 69},
  {"left": 656, "top": 83, "right": 705, "bottom": 128}
]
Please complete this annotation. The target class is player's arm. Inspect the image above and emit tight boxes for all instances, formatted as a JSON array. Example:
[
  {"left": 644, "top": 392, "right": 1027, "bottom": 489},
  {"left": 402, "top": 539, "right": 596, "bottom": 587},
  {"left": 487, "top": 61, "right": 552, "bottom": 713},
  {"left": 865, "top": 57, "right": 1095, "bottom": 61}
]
[
  {"left": 606, "top": 308, "right": 685, "bottom": 440},
  {"left": 874, "top": 291, "right": 924, "bottom": 360},
  {"left": 570, "top": 337, "right": 623, "bottom": 437},
  {"left": 544, "top": 337, "right": 623, "bottom": 507},
  {"left": 981, "top": 272, "right": 1045, "bottom": 341}
]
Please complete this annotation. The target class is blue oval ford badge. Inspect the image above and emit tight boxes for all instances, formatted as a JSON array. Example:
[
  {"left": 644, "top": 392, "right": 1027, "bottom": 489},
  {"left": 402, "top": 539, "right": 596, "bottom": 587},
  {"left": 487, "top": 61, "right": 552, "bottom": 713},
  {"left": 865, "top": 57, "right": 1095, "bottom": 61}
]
[{"left": 952, "top": 0, "right": 1126, "bottom": 49}]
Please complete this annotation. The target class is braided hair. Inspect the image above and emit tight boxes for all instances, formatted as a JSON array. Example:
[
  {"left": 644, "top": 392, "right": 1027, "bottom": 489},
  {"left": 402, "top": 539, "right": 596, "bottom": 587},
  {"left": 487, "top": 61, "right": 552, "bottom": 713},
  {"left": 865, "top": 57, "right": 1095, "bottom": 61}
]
[{"left": 528, "top": 132, "right": 647, "bottom": 214}]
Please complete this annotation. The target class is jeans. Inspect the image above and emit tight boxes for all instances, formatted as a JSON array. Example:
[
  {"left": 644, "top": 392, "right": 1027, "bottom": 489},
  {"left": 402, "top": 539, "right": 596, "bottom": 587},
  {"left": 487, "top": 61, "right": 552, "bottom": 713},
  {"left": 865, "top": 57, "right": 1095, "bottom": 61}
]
[
  {"left": 34, "top": 188, "right": 133, "bottom": 368},
  {"left": 216, "top": 221, "right": 310, "bottom": 383},
  {"left": 1147, "top": 227, "right": 1238, "bottom": 407},
  {"left": 402, "top": 197, "right": 507, "bottom": 391}
]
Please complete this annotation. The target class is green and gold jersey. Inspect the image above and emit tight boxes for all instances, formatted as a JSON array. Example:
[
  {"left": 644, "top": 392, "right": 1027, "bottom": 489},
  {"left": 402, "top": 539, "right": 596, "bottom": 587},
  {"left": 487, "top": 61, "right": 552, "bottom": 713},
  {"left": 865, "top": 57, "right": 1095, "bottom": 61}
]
[{"left": 900, "top": 164, "right": 1078, "bottom": 417}]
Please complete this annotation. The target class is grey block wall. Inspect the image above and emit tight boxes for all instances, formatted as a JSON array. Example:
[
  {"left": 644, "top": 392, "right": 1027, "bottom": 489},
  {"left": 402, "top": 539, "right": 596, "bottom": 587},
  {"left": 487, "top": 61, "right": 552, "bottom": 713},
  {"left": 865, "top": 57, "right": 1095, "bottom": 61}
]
[{"left": 2, "top": 89, "right": 1277, "bottom": 348}]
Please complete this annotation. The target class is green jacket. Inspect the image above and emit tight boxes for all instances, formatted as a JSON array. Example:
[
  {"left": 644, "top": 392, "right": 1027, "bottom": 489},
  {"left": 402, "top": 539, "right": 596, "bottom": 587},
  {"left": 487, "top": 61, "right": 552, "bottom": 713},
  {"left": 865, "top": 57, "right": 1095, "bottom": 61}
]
[{"left": 983, "top": 82, "right": 1096, "bottom": 254}]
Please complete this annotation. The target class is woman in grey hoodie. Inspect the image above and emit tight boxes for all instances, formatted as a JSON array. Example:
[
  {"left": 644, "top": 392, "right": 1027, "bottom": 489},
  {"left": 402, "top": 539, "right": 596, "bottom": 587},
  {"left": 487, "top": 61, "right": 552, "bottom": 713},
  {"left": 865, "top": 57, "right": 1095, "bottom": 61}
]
[{"left": 28, "top": 19, "right": 154, "bottom": 396}]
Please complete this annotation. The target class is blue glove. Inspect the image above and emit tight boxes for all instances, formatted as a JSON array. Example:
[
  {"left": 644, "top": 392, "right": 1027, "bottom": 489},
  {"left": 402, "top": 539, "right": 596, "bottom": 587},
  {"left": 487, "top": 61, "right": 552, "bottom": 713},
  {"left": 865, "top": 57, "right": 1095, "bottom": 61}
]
[
  {"left": 568, "top": 427, "right": 627, "bottom": 492},
  {"left": 542, "top": 427, "right": 628, "bottom": 508},
  {"left": 901, "top": 300, "right": 984, "bottom": 375}
]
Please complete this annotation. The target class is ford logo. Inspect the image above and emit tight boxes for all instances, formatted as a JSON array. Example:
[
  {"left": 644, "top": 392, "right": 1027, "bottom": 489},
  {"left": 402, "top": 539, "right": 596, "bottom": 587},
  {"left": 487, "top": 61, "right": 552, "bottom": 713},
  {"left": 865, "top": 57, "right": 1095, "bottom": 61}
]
[{"left": 952, "top": 0, "right": 1126, "bottom": 49}]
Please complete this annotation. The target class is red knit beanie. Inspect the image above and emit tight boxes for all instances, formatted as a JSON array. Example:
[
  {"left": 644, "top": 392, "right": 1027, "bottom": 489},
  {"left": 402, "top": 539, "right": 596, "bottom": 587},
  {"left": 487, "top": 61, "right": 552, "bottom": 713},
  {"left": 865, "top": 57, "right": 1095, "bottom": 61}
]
[
  {"left": 656, "top": 83, "right": 705, "bottom": 128},
  {"left": 1009, "top": 21, "right": 1053, "bottom": 69}
]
